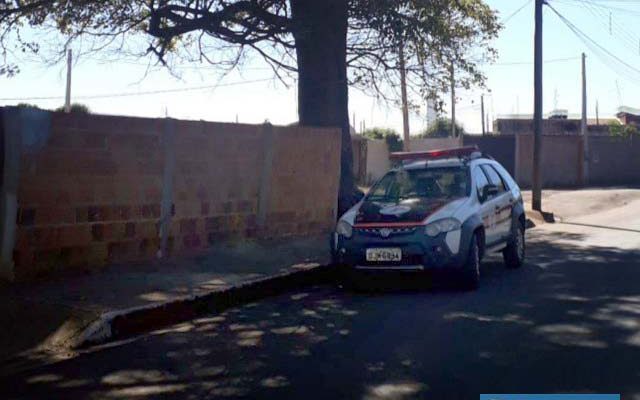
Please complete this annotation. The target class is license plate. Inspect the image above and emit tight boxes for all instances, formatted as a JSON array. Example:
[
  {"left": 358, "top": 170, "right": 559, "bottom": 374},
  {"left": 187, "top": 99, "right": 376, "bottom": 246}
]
[{"left": 366, "top": 248, "right": 402, "bottom": 262}]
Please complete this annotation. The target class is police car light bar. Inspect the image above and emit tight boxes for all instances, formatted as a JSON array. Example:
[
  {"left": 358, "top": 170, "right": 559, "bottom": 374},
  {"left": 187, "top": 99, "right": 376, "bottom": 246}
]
[{"left": 389, "top": 146, "right": 481, "bottom": 162}]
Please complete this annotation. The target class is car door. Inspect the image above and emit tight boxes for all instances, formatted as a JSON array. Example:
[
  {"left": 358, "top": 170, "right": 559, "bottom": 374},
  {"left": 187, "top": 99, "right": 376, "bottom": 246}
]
[
  {"left": 472, "top": 166, "right": 500, "bottom": 245},
  {"left": 480, "top": 164, "right": 513, "bottom": 242}
]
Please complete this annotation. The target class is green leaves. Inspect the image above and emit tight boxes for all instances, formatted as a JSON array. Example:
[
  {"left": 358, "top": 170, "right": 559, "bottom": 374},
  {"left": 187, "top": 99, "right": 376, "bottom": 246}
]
[
  {"left": 1, "top": 0, "right": 499, "bottom": 115},
  {"left": 417, "top": 118, "right": 465, "bottom": 138},
  {"left": 347, "top": 0, "right": 500, "bottom": 111},
  {"left": 608, "top": 121, "right": 638, "bottom": 138},
  {"left": 362, "top": 127, "right": 404, "bottom": 152}
]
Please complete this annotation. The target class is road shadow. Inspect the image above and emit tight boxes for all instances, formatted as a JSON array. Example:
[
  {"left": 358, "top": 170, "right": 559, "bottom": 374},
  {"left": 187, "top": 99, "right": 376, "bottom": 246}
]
[{"left": 3, "top": 228, "right": 640, "bottom": 399}]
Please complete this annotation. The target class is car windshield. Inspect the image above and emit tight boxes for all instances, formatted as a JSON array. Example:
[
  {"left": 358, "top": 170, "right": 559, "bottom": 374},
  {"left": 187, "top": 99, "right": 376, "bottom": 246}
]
[{"left": 366, "top": 167, "right": 470, "bottom": 202}]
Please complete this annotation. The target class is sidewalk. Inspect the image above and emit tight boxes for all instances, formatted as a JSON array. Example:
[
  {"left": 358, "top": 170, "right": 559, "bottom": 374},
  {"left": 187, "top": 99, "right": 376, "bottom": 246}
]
[
  {"left": 0, "top": 235, "right": 331, "bottom": 367},
  {"left": 521, "top": 188, "right": 640, "bottom": 222}
]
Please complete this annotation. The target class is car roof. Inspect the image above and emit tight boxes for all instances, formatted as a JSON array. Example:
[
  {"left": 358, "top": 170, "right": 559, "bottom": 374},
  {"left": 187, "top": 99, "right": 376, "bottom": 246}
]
[{"left": 397, "top": 157, "right": 493, "bottom": 171}]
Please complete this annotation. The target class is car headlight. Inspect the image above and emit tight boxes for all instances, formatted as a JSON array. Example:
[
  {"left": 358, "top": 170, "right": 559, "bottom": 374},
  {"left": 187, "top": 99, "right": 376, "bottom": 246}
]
[
  {"left": 336, "top": 220, "right": 353, "bottom": 238},
  {"left": 425, "top": 218, "right": 461, "bottom": 237}
]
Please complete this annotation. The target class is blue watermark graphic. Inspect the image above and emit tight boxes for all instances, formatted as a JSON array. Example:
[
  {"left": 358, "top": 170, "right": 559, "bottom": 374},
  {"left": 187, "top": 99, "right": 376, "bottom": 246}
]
[{"left": 481, "top": 395, "right": 620, "bottom": 400}]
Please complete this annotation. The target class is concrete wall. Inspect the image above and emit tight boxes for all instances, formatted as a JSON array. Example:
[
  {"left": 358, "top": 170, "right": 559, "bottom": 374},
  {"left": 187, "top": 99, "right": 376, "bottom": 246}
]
[
  {"left": 409, "top": 137, "right": 461, "bottom": 152},
  {"left": 1, "top": 108, "right": 340, "bottom": 280},
  {"left": 496, "top": 118, "right": 610, "bottom": 136},
  {"left": 515, "top": 135, "right": 582, "bottom": 188},
  {"left": 587, "top": 136, "right": 640, "bottom": 186},
  {"left": 464, "top": 135, "right": 517, "bottom": 177},
  {"left": 351, "top": 135, "right": 367, "bottom": 183},
  {"left": 364, "top": 140, "right": 390, "bottom": 184}
]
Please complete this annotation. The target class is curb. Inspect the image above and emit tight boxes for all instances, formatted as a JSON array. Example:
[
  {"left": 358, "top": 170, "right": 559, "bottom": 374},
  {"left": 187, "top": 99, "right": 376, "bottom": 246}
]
[
  {"left": 73, "top": 264, "right": 337, "bottom": 349},
  {"left": 525, "top": 209, "right": 556, "bottom": 229}
]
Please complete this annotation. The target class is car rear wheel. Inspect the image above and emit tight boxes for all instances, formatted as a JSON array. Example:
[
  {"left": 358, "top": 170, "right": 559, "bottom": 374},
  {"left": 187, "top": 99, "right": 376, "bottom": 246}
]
[
  {"left": 460, "top": 233, "right": 480, "bottom": 290},
  {"left": 503, "top": 221, "right": 525, "bottom": 269}
]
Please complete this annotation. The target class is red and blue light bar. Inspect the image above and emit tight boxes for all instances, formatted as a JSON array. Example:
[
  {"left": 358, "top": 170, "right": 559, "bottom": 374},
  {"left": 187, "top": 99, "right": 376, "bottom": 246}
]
[{"left": 389, "top": 145, "right": 480, "bottom": 162}]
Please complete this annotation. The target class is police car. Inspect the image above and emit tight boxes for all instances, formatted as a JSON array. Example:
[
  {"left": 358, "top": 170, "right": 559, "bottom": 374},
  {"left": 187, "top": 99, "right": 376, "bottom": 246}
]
[{"left": 333, "top": 146, "right": 526, "bottom": 289}]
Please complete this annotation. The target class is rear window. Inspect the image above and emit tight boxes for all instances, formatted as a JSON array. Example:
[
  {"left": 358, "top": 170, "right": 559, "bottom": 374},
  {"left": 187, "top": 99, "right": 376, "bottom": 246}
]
[{"left": 367, "top": 167, "right": 471, "bottom": 202}]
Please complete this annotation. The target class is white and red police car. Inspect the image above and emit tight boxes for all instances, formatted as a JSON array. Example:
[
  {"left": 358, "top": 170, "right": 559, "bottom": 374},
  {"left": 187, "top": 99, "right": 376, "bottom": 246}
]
[{"left": 332, "top": 146, "right": 526, "bottom": 289}]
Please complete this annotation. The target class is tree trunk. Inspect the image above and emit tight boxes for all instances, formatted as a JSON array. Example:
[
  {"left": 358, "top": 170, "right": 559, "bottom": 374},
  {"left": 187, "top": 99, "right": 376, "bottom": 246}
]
[{"left": 291, "top": 0, "right": 354, "bottom": 217}]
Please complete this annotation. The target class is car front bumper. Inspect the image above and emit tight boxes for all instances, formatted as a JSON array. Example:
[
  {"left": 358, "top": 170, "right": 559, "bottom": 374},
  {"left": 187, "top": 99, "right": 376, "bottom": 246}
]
[{"left": 331, "top": 226, "right": 472, "bottom": 272}]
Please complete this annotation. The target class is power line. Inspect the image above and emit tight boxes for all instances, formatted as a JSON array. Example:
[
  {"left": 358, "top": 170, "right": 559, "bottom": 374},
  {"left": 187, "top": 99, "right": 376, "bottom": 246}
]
[
  {"left": 0, "top": 78, "right": 275, "bottom": 102},
  {"left": 547, "top": 4, "right": 640, "bottom": 87},
  {"left": 491, "top": 56, "right": 580, "bottom": 66},
  {"left": 547, "top": 3, "right": 640, "bottom": 74},
  {"left": 553, "top": 0, "right": 640, "bottom": 17},
  {"left": 81, "top": 56, "right": 274, "bottom": 71},
  {"left": 556, "top": 0, "right": 640, "bottom": 54},
  {"left": 502, "top": 0, "right": 533, "bottom": 24}
]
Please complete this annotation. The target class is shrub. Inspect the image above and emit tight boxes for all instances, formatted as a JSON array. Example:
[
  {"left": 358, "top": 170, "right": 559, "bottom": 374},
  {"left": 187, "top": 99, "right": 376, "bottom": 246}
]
[
  {"left": 362, "top": 127, "right": 403, "bottom": 152},
  {"left": 608, "top": 120, "right": 638, "bottom": 138},
  {"left": 416, "top": 118, "right": 464, "bottom": 138},
  {"left": 55, "top": 103, "right": 91, "bottom": 113}
]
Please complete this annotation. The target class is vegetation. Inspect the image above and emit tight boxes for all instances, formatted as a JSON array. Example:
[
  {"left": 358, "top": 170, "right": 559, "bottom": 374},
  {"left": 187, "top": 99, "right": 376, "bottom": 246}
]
[
  {"left": 417, "top": 118, "right": 465, "bottom": 138},
  {"left": 1, "top": 0, "right": 500, "bottom": 214},
  {"left": 362, "top": 128, "right": 403, "bottom": 152},
  {"left": 15, "top": 103, "right": 41, "bottom": 109},
  {"left": 608, "top": 121, "right": 638, "bottom": 138},
  {"left": 54, "top": 103, "right": 91, "bottom": 114}
]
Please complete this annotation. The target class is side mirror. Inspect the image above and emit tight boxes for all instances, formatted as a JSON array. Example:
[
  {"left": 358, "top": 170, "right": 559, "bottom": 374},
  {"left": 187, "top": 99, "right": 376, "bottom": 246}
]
[{"left": 481, "top": 184, "right": 499, "bottom": 202}]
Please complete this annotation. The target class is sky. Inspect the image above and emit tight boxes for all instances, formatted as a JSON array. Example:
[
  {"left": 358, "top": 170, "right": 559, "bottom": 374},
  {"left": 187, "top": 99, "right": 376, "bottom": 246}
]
[{"left": 2, "top": 0, "right": 640, "bottom": 135}]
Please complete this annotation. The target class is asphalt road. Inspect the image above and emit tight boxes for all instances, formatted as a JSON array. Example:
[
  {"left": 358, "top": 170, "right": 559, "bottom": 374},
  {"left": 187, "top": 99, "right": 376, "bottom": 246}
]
[{"left": 2, "top": 195, "right": 640, "bottom": 399}]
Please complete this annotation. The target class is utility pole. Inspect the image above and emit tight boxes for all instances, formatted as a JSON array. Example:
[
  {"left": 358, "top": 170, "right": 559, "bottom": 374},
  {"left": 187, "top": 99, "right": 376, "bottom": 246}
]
[
  {"left": 532, "top": 0, "right": 543, "bottom": 211},
  {"left": 399, "top": 41, "right": 411, "bottom": 151},
  {"left": 64, "top": 49, "right": 72, "bottom": 113},
  {"left": 486, "top": 114, "right": 490, "bottom": 134},
  {"left": 450, "top": 64, "right": 457, "bottom": 139},
  {"left": 481, "top": 94, "right": 486, "bottom": 135},
  {"left": 581, "top": 52, "right": 589, "bottom": 186},
  {"left": 596, "top": 100, "right": 599, "bottom": 125}
]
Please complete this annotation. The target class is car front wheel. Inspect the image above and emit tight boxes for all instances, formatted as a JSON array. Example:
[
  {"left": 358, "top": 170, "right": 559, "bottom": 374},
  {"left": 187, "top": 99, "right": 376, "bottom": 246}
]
[
  {"left": 503, "top": 221, "right": 525, "bottom": 269},
  {"left": 460, "top": 233, "right": 480, "bottom": 290}
]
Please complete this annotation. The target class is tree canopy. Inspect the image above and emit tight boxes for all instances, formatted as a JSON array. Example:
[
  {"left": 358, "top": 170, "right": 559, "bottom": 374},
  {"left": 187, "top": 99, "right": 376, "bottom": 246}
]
[
  {"left": 1, "top": 0, "right": 500, "bottom": 213},
  {"left": 417, "top": 117, "right": 465, "bottom": 138},
  {"left": 362, "top": 127, "right": 403, "bottom": 152},
  {"left": 1, "top": 0, "right": 499, "bottom": 110}
]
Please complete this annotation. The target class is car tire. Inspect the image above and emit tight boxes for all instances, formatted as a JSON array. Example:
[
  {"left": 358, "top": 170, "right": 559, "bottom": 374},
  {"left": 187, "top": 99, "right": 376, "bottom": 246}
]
[
  {"left": 503, "top": 221, "right": 525, "bottom": 269},
  {"left": 460, "top": 233, "right": 480, "bottom": 290}
]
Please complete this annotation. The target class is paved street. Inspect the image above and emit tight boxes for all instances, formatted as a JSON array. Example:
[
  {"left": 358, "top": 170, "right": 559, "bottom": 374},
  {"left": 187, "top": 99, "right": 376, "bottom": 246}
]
[{"left": 2, "top": 192, "right": 640, "bottom": 399}]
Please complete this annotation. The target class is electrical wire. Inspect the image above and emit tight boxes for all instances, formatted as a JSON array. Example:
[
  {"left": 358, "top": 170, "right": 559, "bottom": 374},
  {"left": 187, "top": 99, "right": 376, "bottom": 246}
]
[
  {"left": 547, "top": 2, "right": 640, "bottom": 85},
  {"left": 502, "top": 0, "right": 533, "bottom": 24},
  {"left": 553, "top": 0, "right": 640, "bottom": 17},
  {"left": 0, "top": 78, "right": 275, "bottom": 102},
  {"left": 491, "top": 56, "right": 580, "bottom": 66},
  {"left": 555, "top": 0, "right": 640, "bottom": 54}
]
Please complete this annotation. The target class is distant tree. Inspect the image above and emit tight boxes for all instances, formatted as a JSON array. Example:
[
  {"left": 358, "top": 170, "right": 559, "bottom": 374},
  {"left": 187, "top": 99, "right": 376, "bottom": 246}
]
[
  {"left": 608, "top": 121, "right": 638, "bottom": 138},
  {"left": 15, "top": 103, "right": 41, "bottom": 109},
  {"left": 362, "top": 127, "right": 403, "bottom": 152},
  {"left": 54, "top": 103, "right": 91, "bottom": 114},
  {"left": 417, "top": 118, "right": 465, "bottom": 138}
]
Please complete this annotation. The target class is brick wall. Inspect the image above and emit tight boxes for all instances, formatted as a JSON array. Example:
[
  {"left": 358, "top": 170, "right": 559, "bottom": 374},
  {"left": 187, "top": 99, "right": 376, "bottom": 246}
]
[
  {"left": 2, "top": 108, "right": 340, "bottom": 280},
  {"left": 496, "top": 119, "right": 610, "bottom": 136},
  {"left": 515, "top": 135, "right": 583, "bottom": 188},
  {"left": 587, "top": 136, "right": 640, "bottom": 186},
  {"left": 463, "top": 135, "right": 516, "bottom": 177},
  {"left": 408, "top": 137, "right": 461, "bottom": 152}
]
